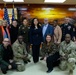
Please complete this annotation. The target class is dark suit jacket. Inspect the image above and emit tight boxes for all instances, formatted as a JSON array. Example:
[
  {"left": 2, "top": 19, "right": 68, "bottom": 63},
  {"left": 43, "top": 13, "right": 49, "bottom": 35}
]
[
  {"left": 61, "top": 23, "right": 74, "bottom": 41},
  {"left": 0, "top": 26, "right": 3, "bottom": 44},
  {"left": 29, "top": 26, "right": 43, "bottom": 45},
  {"left": 42, "top": 24, "right": 54, "bottom": 41}
]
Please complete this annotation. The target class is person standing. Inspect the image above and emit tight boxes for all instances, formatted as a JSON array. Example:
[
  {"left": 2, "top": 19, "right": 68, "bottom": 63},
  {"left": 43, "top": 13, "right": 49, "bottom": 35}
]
[
  {"left": 61, "top": 18, "right": 74, "bottom": 41},
  {"left": 73, "top": 23, "right": 76, "bottom": 41},
  {"left": 29, "top": 18, "right": 43, "bottom": 63},
  {"left": 0, "top": 20, "right": 10, "bottom": 44},
  {"left": 18, "top": 18, "right": 29, "bottom": 52},
  {"left": 53, "top": 20, "right": 62, "bottom": 45},
  {"left": 10, "top": 20, "right": 19, "bottom": 44},
  {"left": 42, "top": 18, "right": 54, "bottom": 42}
]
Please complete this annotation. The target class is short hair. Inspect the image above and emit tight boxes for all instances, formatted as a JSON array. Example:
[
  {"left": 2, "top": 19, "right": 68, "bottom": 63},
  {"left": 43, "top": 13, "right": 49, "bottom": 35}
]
[
  {"left": 54, "top": 20, "right": 58, "bottom": 23},
  {"left": 22, "top": 17, "right": 27, "bottom": 22},
  {"left": 17, "top": 34, "right": 23, "bottom": 38}
]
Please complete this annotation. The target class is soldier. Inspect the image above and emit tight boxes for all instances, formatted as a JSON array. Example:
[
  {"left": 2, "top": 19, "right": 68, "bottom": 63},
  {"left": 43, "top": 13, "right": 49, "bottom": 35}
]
[
  {"left": 61, "top": 18, "right": 75, "bottom": 41},
  {"left": 59, "top": 34, "right": 76, "bottom": 75},
  {"left": 12, "top": 35, "right": 31, "bottom": 72},
  {"left": 18, "top": 18, "right": 30, "bottom": 52}
]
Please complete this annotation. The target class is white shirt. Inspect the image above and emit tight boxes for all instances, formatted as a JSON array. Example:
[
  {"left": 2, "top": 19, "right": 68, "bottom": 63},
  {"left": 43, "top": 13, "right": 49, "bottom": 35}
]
[{"left": 42, "top": 24, "right": 48, "bottom": 36}]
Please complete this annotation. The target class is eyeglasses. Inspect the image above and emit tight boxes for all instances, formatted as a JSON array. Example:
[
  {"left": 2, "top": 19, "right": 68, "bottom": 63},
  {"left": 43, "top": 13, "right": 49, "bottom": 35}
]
[{"left": 4, "top": 41, "right": 10, "bottom": 42}]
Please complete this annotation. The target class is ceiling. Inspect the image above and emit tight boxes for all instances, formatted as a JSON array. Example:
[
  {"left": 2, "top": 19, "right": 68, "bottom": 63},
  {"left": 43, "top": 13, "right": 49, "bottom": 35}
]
[{"left": 0, "top": 0, "right": 76, "bottom": 5}]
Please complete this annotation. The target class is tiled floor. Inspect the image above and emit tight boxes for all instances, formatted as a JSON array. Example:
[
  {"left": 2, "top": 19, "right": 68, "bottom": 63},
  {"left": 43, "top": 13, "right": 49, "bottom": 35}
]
[{"left": 0, "top": 59, "right": 76, "bottom": 75}]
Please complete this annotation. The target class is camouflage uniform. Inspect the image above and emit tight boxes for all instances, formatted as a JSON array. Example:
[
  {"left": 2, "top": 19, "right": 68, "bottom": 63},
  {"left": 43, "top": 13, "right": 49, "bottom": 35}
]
[
  {"left": 18, "top": 25, "right": 30, "bottom": 53},
  {"left": 18, "top": 25, "right": 29, "bottom": 44},
  {"left": 59, "top": 41, "right": 76, "bottom": 72},
  {"left": 12, "top": 40, "right": 31, "bottom": 71},
  {"left": 41, "top": 42, "right": 60, "bottom": 71},
  {"left": 41, "top": 42, "right": 59, "bottom": 57}
]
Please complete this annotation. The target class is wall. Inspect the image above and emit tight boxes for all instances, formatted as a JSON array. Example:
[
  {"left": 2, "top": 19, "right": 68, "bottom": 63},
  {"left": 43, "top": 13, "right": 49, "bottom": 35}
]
[{"left": 0, "top": 4, "right": 76, "bottom": 24}]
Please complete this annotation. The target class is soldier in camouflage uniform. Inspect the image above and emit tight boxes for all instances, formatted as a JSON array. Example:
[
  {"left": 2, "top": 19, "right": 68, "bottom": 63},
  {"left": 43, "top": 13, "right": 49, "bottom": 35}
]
[
  {"left": 40, "top": 34, "right": 60, "bottom": 73},
  {"left": 18, "top": 18, "right": 30, "bottom": 52},
  {"left": 59, "top": 34, "right": 76, "bottom": 75},
  {"left": 12, "top": 35, "right": 31, "bottom": 71}
]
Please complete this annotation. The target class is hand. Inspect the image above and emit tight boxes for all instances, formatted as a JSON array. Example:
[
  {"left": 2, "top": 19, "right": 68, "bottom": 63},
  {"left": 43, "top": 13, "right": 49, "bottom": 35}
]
[
  {"left": 25, "top": 54, "right": 28, "bottom": 57},
  {"left": 30, "top": 44, "right": 33, "bottom": 51},
  {"left": 8, "top": 65, "right": 12, "bottom": 69},
  {"left": 74, "top": 40, "right": 76, "bottom": 44},
  {"left": 31, "top": 44, "right": 33, "bottom": 46},
  {"left": 56, "top": 41, "right": 60, "bottom": 45},
  {"left": 41, "top": 42, "right": 43, "bottom": 44},
  {"left": 9, "top": 60, "right": 13, "bottom": 63},
  {"left": 60, "top": 56, "right": 67, "bottom": 60},
  {"left": 44, "top": 57, "right": 47, "bottom": 61}
]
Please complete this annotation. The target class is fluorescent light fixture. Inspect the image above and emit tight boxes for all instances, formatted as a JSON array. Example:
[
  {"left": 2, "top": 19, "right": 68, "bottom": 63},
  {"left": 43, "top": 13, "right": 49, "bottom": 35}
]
[
  {"left": 3, "top": 0, "right": 24, "bottom": 2},
  {"left": 68, "top": 8, "right": 76, "bottom": 11},
  {"left": 19, "top": 8, "right": 27, "bottom": 10},
  {"left": 44, "top": 0, "right": 66, "bottom": 3},
  {"left": 42, "top": 8, "right": 54, "bottom": 10}
]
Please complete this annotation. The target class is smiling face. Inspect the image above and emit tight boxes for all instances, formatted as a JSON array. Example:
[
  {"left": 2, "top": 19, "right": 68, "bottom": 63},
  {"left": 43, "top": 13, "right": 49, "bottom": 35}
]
[
  {"left": 65, "top": 34, "right": 71, "bottom": 43},
  {"left": 3, "top": 38, "right": 10, "bottom": 47},
  {"left": 18, "top": 35, "right": 23, "bottom": 43},
  {"left": 12, "top": 20, "right": 17, "bottom": 27},
  {"left": 34, "top": 18, "right": 38, "bottom": 26},
  {"left": 64, "top": 18, "right": 69, "bottom": 24},
  {"left": 2, "top": 20, "right": 7, "bottom": 26},
  {"left": 44, "top": 18, "right": 49, "bottom": 25},
  {"left": 23, "top": 19, "right": 28, "bottom": 26},
  {"left": 46, "top": 35, "right": 52, "bottom": 43}
]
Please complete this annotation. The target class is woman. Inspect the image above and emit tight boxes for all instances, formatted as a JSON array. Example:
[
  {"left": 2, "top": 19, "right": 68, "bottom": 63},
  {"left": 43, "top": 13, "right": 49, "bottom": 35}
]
[
  {"left": 53, "top": 20, "right": 62, "bottom": 44},
  {"left": 10, "top": 20, "right": 19, "bottom": 44},
  {"left": 0, "top": 20, "right": 10, "bottom": 44},
  {"left": 29, "top": 18, "right": 43, "bottom": 63},
  {"left": 41, "top": 34, "right": 60, "bottom": 73}
]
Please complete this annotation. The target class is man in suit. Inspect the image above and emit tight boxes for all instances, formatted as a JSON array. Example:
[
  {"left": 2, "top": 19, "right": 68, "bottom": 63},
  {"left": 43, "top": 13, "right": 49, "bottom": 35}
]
[
  {"left": 61, "top": 18, "right": 75, "bottom": 41},
  {"left": 42, "top": 18, "right": 54, "bottom": 42}
]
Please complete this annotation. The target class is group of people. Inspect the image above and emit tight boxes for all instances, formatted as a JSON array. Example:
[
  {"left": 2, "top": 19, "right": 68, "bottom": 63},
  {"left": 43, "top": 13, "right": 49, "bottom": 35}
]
[{"left": 0, "top": 17, "right": 76, "bottom": 75}]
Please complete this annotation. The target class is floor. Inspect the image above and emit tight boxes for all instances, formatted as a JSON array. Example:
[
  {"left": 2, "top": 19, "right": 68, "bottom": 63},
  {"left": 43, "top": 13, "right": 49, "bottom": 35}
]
[{"left": 0, "top": 58, "right": 76, "bottom": 75}]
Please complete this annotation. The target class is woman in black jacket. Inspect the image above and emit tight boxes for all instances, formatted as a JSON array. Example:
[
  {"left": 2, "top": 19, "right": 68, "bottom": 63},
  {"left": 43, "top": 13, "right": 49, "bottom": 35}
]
[
  {"left": 10, "top": 20, "right": 19, "bottom": 44},
  {"left": 29, "top": 18, "right": 43, "bottom": 63}
]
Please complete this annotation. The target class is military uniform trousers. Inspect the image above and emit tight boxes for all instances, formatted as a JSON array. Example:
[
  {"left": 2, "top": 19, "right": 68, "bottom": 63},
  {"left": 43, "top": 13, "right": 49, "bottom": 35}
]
[
  {"left": 59, "top": 58, "right": 76, "bottom": 71},
  {"left": 15, "top": 54, "right": 31, "bottom": 72}
]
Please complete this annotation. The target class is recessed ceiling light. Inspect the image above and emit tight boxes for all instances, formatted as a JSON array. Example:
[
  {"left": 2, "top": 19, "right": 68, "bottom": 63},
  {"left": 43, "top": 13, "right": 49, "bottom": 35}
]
[
  {"left": 44, "top": 0, "right": 66, "bottom": 3},
  {"left": 68, "top": 8, "right": 76, "bottom": 11},
  {"left": 3, "top": 0, "right": 24, "bottom": 2}
]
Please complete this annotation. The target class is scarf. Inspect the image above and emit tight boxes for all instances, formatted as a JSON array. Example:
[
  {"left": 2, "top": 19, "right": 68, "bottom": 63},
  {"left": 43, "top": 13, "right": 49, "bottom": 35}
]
[{"left": 1, "top": 26, "right": 10, "bottom": 40}]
